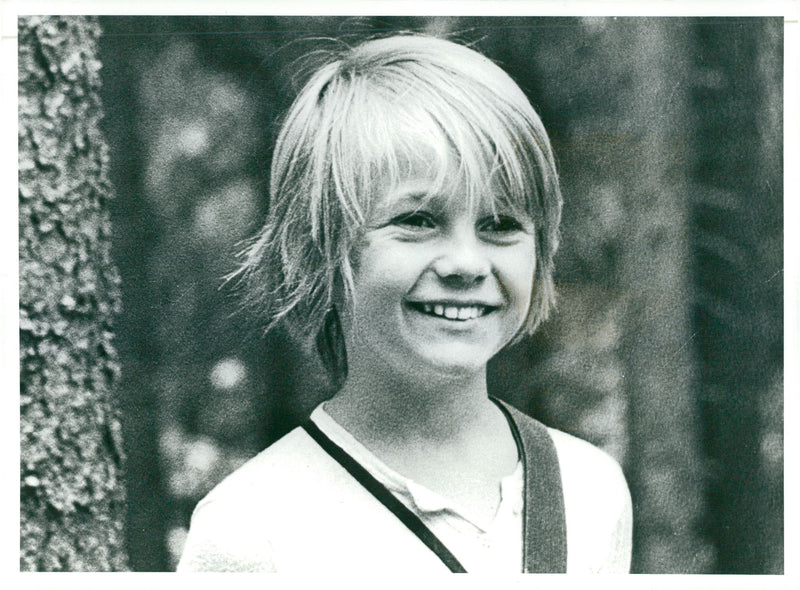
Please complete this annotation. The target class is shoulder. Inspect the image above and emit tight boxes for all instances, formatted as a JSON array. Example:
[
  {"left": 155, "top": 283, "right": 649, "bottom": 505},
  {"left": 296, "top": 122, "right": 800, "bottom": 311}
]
[
  {"left": 547, "top": 427, "right": 627, "bottom": 491},
  {"left": 177, "top": 427, "right": 332, "bottom": 572},
  {"left": 200, "top": 427, "right": 327, "bottom": 503},
  {"left": 546, "top": 427, "right": 633, "bottom": 573},
  {"left": 501, "top": 402, "right": 627, "bottom": 494},
  {"left": 178, "top": 425, "right": 452, "bottom": 573}
]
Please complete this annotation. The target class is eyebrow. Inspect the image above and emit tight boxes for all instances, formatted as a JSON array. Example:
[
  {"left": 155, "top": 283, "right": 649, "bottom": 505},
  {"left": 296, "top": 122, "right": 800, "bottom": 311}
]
[
  {"left": 390, "top": 180, "right": 435, "bottom": 197},
  {"left": 395, "top": 191, "right": 429, "bottom": 204},
  {"left": 382, "top": 187, "right": 437, "bottom": 209}
]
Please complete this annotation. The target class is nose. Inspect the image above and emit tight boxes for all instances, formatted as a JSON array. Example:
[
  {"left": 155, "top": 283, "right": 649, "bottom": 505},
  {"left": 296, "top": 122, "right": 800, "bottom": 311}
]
[{"left": 432, "top": 225, "right": 490, "bottom": 288}]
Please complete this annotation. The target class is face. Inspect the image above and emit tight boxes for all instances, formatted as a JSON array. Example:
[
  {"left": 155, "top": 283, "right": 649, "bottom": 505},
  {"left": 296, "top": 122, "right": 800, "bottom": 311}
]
[{"left": 341, "top": 171, "right": 537, "bottom": 383}]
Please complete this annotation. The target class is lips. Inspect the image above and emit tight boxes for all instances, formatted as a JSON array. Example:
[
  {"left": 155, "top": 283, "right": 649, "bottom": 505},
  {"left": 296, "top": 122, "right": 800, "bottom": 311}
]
[{"left": 405, "top": 301, "right": 498, "bottom": 321}]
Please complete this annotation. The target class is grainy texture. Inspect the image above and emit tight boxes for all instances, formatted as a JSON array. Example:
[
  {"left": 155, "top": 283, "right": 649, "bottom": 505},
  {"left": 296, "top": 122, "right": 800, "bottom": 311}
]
[
  {"left": 690, "top": 18, "right": 784, "bottom": 574},
  {"left": 610, "top": 22, "right": 712, "bottom": 573},
  {"left": 95, "top": 16, "right": 782, "bottom": 572},
  {"left": 19, "top": 15, "right": 127, "bottom": 571}
]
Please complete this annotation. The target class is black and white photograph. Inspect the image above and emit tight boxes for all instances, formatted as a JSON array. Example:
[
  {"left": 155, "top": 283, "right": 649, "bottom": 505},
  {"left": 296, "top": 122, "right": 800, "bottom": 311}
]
[{"left": 10, "top": 2, "right": 793, "bottom": 584}]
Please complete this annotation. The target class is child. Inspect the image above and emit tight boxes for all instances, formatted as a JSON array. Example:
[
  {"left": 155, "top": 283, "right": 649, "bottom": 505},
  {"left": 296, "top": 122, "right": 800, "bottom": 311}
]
[{"left": 178, "top": 34, "right": 632, "bottom": 573}]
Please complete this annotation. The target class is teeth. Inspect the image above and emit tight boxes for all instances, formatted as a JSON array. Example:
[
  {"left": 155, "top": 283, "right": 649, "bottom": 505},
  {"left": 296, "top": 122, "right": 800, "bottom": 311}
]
[{"left": 415, "top": 303, "right": 488, "bottom": 320}]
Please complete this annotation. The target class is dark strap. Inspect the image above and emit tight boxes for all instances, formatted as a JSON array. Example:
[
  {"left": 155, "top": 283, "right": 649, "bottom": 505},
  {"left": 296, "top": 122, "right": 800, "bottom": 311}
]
[
  {"left": 301, "top": 420, "right": 467, "bottom": 573},
  {"left": 493, "top": 398, "right": 568, "bottom": 573}
]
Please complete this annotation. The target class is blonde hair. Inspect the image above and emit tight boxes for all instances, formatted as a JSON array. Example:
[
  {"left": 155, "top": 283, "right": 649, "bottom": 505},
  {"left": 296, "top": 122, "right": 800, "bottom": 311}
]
[{"left": 235, "top": 34, "right": 562, "bottom": 374}]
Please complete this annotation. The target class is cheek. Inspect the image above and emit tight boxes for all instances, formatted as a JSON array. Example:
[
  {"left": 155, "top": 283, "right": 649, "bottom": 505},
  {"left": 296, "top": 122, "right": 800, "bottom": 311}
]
[
  {"left": 350, "top": 243, "right": 418, "bottom": 310},
  {"left": 501, "top": 248, "right": 537, "bottom": 315}
]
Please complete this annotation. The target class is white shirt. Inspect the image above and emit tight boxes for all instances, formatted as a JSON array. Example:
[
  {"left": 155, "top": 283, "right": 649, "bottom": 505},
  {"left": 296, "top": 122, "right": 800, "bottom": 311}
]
[{"left": 178, "top": 403, "right": 632, "bottom": 573}]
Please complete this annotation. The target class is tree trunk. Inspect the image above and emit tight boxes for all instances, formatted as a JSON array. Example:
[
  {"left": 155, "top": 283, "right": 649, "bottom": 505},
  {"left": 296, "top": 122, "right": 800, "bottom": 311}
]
[
  {"left": 690, "top": 17, "right": 784, "bottom": 574},
  {"left": 19, "top": 15, "right": 127, "bottom": 571},
  {"left": 611, "top": 22, "right": 712, "bottom": 573}
]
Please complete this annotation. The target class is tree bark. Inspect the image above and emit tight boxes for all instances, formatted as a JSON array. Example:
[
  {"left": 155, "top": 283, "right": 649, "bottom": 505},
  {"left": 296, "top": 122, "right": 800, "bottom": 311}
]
[{"left": 19, "top": 15, "right": 127, "bottom": 571}]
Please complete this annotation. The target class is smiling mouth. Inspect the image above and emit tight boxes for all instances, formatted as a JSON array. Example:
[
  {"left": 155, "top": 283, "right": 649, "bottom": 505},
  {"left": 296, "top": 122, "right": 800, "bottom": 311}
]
[{"left": 406, "top": 301, "right": 497, "bottom": 321}]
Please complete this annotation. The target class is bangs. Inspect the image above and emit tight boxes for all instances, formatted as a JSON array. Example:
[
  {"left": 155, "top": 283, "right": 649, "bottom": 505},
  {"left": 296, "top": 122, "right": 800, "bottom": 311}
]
[{"left": 323, "top": 62, "right": 544, "bottom": 224}]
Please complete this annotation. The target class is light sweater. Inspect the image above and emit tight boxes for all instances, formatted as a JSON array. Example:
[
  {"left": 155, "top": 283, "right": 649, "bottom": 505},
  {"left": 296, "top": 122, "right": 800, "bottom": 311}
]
[{"left": 178, "top": 403, "right": 632, "bottom": 573}]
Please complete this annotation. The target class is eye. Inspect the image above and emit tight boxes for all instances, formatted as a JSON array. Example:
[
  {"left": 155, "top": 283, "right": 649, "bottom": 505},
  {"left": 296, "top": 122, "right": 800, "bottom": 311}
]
[
  {"left": 391, "top": 211, "right": 436, "bottom": 229},
  {"left": 478, "top": 214, "right": 526, "bottom": 234}
]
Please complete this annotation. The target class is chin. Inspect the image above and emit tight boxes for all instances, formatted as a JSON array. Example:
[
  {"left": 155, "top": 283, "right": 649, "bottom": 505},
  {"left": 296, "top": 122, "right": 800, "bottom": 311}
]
[{"left": 406, "top": 342, "right": 496, "bottom": 378}]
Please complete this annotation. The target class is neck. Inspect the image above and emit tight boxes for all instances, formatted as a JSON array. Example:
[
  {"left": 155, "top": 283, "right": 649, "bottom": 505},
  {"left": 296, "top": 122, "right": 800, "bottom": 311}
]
[
  {"left": 325, "top": 359, "right": 495, "bottom": 448},
  {"left": 324, "top": 356, "right": 520, "bottom": 518}
]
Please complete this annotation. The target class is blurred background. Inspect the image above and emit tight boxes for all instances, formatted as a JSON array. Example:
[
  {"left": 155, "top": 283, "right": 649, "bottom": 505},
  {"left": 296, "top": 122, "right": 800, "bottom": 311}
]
[{"left": 92, "top": 16, "right": 782, "bottom": 573}]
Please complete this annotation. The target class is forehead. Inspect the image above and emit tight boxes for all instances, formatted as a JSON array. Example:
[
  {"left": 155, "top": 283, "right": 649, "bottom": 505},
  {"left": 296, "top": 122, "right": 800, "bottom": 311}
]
[{"left": 370, "top": 155, "right": 518, "bottom": 219}]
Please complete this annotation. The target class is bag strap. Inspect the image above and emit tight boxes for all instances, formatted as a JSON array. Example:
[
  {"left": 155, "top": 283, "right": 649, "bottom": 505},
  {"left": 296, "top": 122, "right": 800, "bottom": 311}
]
[
  {"left": 492, "top": 398, "right": 568, "bottom": 573},
  {"left": 301, "top": 420, "right": 467, "bottom": 573}
]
